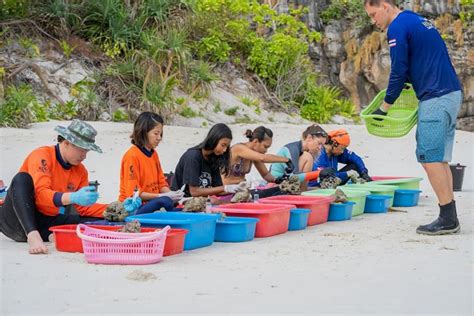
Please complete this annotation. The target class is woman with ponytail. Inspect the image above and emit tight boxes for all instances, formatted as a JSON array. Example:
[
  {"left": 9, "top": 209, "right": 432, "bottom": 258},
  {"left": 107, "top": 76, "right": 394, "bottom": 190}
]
[{"left": 223, "top": 126, "right": 290, "bottom": 186}]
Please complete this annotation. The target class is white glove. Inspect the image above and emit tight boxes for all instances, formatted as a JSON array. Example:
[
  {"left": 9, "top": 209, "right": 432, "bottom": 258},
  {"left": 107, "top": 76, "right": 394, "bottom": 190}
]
[
  {"left": 347, "top": 170, "right": 359, "bottom": 178},
  {"left": 224, "top": 184, "right": 241, "bottom": 194},
  {"left": 160, "top": 190, "right": 184, "bottom": 202}
]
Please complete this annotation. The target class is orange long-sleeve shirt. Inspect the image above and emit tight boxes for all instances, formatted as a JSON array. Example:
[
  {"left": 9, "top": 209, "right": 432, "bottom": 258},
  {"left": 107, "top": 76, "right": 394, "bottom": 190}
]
[
  {"left": 19, "top": 145, "right": 106, "bottom": 217},
  {"left": 119, "top": 145, "right": 169, "bottom": 201}
]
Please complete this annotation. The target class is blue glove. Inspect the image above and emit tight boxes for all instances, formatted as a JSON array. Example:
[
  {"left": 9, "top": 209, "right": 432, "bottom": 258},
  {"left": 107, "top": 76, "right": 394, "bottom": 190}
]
[
  {"left": 70, "top": 186, "right": 99, "bottom": 206},
  {"left": 123, "top": 197, "right": 142, "bottom": 214}
]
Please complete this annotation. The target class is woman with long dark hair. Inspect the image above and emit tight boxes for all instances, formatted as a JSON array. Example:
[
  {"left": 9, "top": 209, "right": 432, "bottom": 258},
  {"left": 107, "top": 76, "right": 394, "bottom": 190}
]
[{"left": 171, "top": 123, "right": 242, "bottom": 202}]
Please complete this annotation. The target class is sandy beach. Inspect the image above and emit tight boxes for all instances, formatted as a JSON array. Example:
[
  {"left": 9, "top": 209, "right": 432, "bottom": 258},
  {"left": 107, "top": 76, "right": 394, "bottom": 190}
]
[{"left": 0, "top": 121, "right": 472, "bottom": 315}]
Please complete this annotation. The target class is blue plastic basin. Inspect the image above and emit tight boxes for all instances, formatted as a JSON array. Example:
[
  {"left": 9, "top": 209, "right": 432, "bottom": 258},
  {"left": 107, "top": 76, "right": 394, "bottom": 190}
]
[
  {"left": 328, "top": 202, "right": 355, "bottom": 221},
  {"left": 364, "top": 195, "right": 391, "bottom": 213},
  {"left": 215, "top": 216, "right": 259, "bottom": 242},
  {"left": 288, "top": 208, "right": 311, "bottom": 231},
  {"left": 393, "top": 189, "right": 422, "bottom": 207},
  {"left": 126, "top": 212, "right": 219, "bottom": 250}
]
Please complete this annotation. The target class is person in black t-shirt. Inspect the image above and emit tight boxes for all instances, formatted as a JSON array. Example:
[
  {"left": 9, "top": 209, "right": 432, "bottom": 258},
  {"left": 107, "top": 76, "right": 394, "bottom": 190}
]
[{"left": 172, "top": 124, "right": 244, "bottom": 203}]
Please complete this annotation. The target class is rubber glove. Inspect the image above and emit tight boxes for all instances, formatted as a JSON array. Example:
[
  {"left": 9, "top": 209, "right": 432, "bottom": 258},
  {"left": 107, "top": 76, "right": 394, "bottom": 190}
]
[
  {"left": 346, "top": 170, "right": 360, "bottom": 178},
  {"left": 160, "top": 191, "right": 184, "bottom": 202},
  {"left": 319, "top": 168, "right": 336, "bottom": 179},
  {"left": 285, "top": 159, "right": 294, "bottom": 174},
  {"left": 70, "top": 186, "right": 99, "bottom": 206},
  {"left": 123, "top": 197, "right": 142, "bottom": 213},
  {"left": 224, "top": 184, "right": 241, "bottom": 194}
]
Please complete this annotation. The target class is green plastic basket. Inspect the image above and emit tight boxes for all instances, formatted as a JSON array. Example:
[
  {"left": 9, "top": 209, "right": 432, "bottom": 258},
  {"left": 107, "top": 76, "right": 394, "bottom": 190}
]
[{"left": 361, "top": 86, "right": 419, "bottom": 138}]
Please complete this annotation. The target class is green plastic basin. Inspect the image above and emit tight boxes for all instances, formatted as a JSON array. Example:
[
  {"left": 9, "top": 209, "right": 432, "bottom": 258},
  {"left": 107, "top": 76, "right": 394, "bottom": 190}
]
[
  {"left": 371, "top": 177, "right": 423, "bottom": 189},
  {"left": 303, "top": 188, "right": 370, "bottom": 216},
  {"left": 342, "top": 184, "right": 398, "bottom": 207}
]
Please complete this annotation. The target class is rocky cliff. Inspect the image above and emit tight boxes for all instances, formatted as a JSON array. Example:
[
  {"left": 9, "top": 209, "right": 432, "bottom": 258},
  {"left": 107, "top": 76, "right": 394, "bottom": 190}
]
[{"left": 288, "top": 0, "right": 473, "bottom": 131}]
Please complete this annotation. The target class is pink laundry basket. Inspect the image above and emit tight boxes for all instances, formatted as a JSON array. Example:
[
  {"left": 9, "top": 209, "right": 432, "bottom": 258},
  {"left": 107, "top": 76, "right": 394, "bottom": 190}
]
[{"left": 76, "top": 224, "right": 170, "bottom": 265}]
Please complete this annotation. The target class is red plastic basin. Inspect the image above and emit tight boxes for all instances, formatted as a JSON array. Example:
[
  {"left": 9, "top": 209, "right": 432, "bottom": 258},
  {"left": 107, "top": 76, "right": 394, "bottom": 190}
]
[
  {"left": 49, "top": 225, "right": 188, "bottom": 256},
  {"left": 258, "top": 195, "right": 334, "bottom": 226},
  {"left": 212, "top": 203, "right": 292, "bottom": 238}
]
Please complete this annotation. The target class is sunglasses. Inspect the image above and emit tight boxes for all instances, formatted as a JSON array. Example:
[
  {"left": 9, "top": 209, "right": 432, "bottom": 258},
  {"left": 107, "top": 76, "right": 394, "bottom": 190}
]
[{"left": 311, "top": 132, "right": 328, "bottom": 138}]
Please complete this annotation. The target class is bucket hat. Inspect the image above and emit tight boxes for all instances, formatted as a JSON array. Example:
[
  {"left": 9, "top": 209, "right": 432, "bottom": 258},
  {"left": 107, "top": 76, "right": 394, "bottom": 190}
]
[{"left": 54, "top": 119, "right": 102, "bottom": 153}]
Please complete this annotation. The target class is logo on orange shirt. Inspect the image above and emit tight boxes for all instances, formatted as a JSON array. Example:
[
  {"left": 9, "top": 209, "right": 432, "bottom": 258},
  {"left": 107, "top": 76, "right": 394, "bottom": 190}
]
[
  {"left": 128, "top": 165, "right": 136, "bottom": 180},
  {"left": 39, "top": 159, "right": 49, "bottom": 173}
]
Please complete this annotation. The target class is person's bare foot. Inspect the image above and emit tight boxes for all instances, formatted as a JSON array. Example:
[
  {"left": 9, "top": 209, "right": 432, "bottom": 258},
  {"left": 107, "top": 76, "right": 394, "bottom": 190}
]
[
  {"left": 48, "top": 233, "right": 55, "bottom": 243},
  {"left": 27, "top": 231, "right": 48, "bottom": 254}
]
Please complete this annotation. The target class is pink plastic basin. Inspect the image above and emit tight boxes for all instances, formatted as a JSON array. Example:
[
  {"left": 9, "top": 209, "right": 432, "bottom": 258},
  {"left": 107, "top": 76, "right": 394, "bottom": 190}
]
[
  {"left": 212, "top": 203, "right": 292, "bottom": 237},
  {"left": 258, "top": 195, "right": 334, "bottom": 226}
]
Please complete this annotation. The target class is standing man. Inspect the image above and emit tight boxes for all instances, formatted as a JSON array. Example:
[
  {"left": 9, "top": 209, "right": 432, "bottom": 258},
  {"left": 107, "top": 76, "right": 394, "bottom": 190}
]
[{"left": 364, "top": 0, "right": 463, "bottom": 235}]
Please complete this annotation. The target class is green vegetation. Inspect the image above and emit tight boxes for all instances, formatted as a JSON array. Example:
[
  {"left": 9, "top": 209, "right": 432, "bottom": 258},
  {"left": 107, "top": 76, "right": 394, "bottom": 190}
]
[
  {"left": 0, "top": 85, "right": 45, "bottom": 128},
  {"left": 300, "top": 85, "right": 356, "bottom": 123},
  {"left": 224, "top": 106, "right": 239, "bottom": 116},
  {"left": 213, "top": 102, "right": 222, "bottom": 113},
  {"left": 180, "top": 106, "right": 198, "bottom": 118},
  {"left": 0, "top": 0, "right": 362, "bottom": 126},
  {"left": 320, "top": 0, "right": 370, "bottom": 27},
  {"left": 112, "top": 108, "right": 129, "bottom": 122}
]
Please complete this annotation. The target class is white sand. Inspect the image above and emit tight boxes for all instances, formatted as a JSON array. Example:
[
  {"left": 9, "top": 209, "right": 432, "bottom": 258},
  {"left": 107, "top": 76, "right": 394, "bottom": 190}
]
[{"left": 0, "top": 121, "right": 472, "bottom": 315}]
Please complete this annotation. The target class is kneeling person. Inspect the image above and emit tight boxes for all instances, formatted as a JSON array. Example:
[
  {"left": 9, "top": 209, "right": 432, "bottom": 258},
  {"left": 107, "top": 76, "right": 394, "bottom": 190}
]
[{"left": 0, "top": 120, "right": 107, "bottom": 254}]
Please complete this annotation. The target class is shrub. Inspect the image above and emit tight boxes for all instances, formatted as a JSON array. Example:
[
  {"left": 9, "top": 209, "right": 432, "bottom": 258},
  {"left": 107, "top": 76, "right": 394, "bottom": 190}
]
[
  {"left": 0, "top": 0, "right": 30, "bottom": 20},
  {"left": 180, "top": 106, "right": 198, "bottom": 118},
  {"left": 0, "top": 85, "right": 46, "bottom": 128},
  {"left": 112, "top": 108, "right": 129, "bottom": 122},
  {"left": 320, "top": 0, "right": 370, "bottom": 27},
  {"left": 224, "top": 106, "right": 239, "bottom": 116},
  {"left": 247, "top": 33, "right": 308, "bottom": 87},
  {"left": 300, "top": 85, "right": 355, "bottom": 123}
]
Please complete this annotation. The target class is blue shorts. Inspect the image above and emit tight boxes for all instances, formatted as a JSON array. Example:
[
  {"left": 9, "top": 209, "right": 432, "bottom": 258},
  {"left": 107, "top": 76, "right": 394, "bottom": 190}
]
[{"left": 416, "top": 90, "right": 462, "bottom": 163}]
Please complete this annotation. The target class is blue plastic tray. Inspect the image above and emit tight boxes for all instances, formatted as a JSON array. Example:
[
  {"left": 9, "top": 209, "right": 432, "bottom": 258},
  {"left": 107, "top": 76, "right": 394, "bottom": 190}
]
[
  {"left": 328, "top": 202, "right": 354, "bottom": 221},
  {"left": 393, "top": 189, "right": 422, "bottom": 207},
  {"left": 126, "top": 212, "right": 219, "bottom": 250},
  {"left": 364, "top": 195, "right": 391, "bottom": 213},
  {"left": 288, "top": 208, "right": 311, "bottom": 231},
  {"left": 215, "top": 216, "right": 259, "bottom": 242}
]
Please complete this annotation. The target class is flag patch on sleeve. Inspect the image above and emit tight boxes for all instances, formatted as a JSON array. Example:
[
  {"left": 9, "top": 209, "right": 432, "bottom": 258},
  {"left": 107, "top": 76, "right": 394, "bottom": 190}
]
[{"left": 389, "top": 39, "right": 396, "bottom": 47}]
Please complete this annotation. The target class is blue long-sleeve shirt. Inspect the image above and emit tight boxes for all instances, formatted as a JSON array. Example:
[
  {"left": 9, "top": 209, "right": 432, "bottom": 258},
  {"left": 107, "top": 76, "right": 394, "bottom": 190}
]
[
  {"left": 312, "top": 149, "right": 368, "bottom": 184},
  {"left": 384, "top": 10, "right": 461, "bottom": 104}
]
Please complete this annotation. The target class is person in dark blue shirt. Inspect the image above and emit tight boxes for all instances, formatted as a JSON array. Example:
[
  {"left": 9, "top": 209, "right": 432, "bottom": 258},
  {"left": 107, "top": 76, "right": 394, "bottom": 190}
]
[
  {"left": 365, "top": 0, "right": 463, "bottom": 235},
  {"left": 310, "top": 129, "right": 372, "bottom": 186}
]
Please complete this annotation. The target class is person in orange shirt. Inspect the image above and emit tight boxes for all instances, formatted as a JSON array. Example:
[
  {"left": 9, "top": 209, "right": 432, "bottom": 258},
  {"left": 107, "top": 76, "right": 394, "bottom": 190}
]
[
  {"left": 119, "top": 112, "right": 184, "bottom": 214},
  {"left": 0, "top": 120, "right": 132, "bottom": 254}
]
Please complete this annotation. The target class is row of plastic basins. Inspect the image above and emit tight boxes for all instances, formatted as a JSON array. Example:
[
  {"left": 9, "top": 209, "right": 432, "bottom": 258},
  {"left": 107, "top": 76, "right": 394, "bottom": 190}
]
[
  {"left": 212, "top": 203, "right": 292, "bottom": 237},
  {"left": 127, "top": 213, "right": 218, "bottom": 250},
  {"left": 301, "top": 189, "right": 369, "bottom": 216},
  {"left": 342, "top": 184, "right": 398, "bottom": 207},
  {"left": 257, "top": 195, "right": 335, "bottom": 226},
  {"left": 49, "top": 224, "right": 188, "bottom": 256}
]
